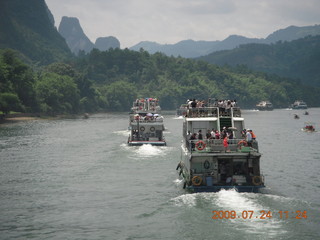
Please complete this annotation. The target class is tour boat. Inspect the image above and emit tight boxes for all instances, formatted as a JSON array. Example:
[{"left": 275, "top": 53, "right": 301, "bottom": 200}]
[
  {"left": 128, "top": 98, "right": 166, "bottom": 146},
  {"left": 176, "top": 99, "right": 265, "bottom": 192},
  {"left": 256, "top": 101, "right": 273, "bottom": 111},
  {"left": 291, "top": 100, "right": 308, "bottom": 109}
]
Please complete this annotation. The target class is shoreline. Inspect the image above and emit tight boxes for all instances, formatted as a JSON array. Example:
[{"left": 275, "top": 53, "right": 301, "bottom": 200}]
[{"left": 0, "top": 113, "right": 91, "bottom": 124}]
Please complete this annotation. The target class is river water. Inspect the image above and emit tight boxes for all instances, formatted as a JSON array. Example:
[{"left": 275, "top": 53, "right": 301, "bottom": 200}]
[{"left": 0, "top": 109, "right": 319, "bottom": 240}]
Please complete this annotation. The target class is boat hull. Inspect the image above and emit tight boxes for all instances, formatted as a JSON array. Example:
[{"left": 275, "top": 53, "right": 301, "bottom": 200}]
[
  {"left": 128, "top": 141, "right": 166, "bottom": 146},
  {"left": 186, "top": 185, "right": 265, "bottom": 193}
]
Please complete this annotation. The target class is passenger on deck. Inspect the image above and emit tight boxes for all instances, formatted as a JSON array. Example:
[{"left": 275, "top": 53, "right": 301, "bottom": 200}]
[
  {"left": 246, "top": 129, "right": 253, "bottom": 146},
  {"left": 221, "top": 127, "right": 227, "bottom": 139},
  {"left": 191, "top": 99, "right": 197, "bottom": 108},
  {"left": 223, "top": 136, "right": 229, "bottom": 152},
  {"left": 228, "top": 130, "right": 234, "bottom": 139},
  {"left": 211, "top": 129, "right": 216, "bottom": 138},
  {"left": 215, "top": 130, "right": 220, "bottom": 139},
  {"left": 189, "top": 133, "right": 197, "bottom": 150},
  {"left": 249, "top": 129, "right": 256, "bottom": 140},
  {"left": 197, "top": 130, "right": 203, "bottom": 140},
  {"left": 206, "top": 130, "right": 212, "bottom": 139}
]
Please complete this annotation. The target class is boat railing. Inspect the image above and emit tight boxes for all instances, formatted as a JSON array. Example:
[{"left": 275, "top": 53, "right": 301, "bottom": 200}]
[
  {"left": 185, "top": 107, "right": 241, "bottom": 118},
  {"left": 130, "top": 118, "right": 164, "bottom": 123},
  {"left": 186, "top": 138, "right": 259, "bottom": 153}
]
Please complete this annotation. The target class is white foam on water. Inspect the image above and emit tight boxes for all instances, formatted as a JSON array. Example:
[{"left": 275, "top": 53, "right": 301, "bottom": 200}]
[
  {"left": 173, "top": 116, "right": 184, "bottom": 119},
  {"left": 215, "top": 189, "right": 287, "bottom": 236},
  {"left": 134, "top": 144, "right": 164, "bottom": 157},
  {"left": 171, "top": 193, "right": 197, "bottom": 207},
  {"left": 113, "top": 130, "right": 130, "bottom": 136}
]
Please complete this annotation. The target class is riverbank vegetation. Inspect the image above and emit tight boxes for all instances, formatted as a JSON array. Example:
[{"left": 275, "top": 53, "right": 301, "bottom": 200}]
[{"left": 1, "top": 47, "right": 319, "bottom": 116}]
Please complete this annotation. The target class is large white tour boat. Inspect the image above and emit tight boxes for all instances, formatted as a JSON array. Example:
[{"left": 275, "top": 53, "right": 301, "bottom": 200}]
[
  {"left": 176, "top": 99, "right": 265, "bottom": 192},
  {"left": 128, "top": 98, "right": 166, "bottom": 146}
]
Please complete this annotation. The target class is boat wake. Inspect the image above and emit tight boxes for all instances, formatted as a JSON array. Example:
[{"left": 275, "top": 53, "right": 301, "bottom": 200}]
[
  {"left": 113, "top": 130, "right": 130, "bottom": 136},
  {"left": 215, "top": 190, "right": 287, "bottom": 236},
  {"left": 131, "top": 144, "right": 167, "bottom": 158},
  {"left": 171, "top": 190, "right": 287, "bottom": 237},
  {"left": 173, "top": 116, "right": 184, "bottom": 120}
]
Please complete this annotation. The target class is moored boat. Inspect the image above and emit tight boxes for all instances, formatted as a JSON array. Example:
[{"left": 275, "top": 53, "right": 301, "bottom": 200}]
[
  {"left": 291, "top": 100, "right": 308, "bottom": 109},
  {"left": 256, "top": 101, "right": 273, "bottom": 111},
  {"left": 128, "top": 98, "right": 166, "bottom": 146},
  {"left": 176, "top": 99, "right": 265, "bottom": 193}
]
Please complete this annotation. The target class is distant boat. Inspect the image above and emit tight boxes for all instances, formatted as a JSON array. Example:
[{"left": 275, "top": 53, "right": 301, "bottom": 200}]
[
  {"left": 256, "top": 101, "right": 273, "bottom": 111},
  {"left": 302, "top": 122, "right": 316, "bottom": 132},
  {"left": 291, "top": 100, "right": 308, "bottom": 109}
]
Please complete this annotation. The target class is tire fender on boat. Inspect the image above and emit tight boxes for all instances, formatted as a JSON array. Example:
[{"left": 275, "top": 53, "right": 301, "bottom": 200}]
[
  {"left": 140, "top": 126, "right": 145, "bottom": 131},
  {"left": 237, "top": 140, "right": 247, "bottom": 148},
  {"left": 252, "top": 176, "right": 262, "bottom": 186},
  {"left": 192, "top": 176, "right": 202, "bottom": 186},
  {"left": 150, "top": 127, "right": 155, "bottom": 132},
  {"left": 195, "top": 140, "right": 206, "bottom": 151}
]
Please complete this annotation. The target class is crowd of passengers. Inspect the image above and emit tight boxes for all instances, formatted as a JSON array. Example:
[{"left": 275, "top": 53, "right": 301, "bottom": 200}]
[
  {"left": 132, "top": 98, "right": 160, "bottom": 111},
  {"left": 132, "top": 113, "right": 163, "bottom": 122},
  {"left": 186, "top": 99, "right": 237, "bottom": 109},
  {"left": 185, "top": 99, "right": 238, "bottom": 116},
  {"left": 187, "top": 127, "right": 257, "bottom": 150}
]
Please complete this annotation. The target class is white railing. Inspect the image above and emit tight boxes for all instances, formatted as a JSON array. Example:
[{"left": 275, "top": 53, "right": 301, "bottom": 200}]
[{"left": 186, "top": 138, "right": 258, "bottom": 153}]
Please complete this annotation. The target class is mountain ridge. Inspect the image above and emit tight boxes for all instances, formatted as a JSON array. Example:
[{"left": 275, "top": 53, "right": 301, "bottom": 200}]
[
  {"left": 129, "top": 25, "right": 320, "bottom": 58},
  {"left": 58, "top": 16, "right": 120, "bottom": 54},
  {"left": 0, "top": 0, "right": 71, "bottom": 64}
]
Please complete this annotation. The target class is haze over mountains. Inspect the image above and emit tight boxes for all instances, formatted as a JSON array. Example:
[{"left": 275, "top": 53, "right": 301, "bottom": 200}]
[
  {"left": 55, "top": 14, "right": 320, "bottom": 59},
  {"left": 130, "top": 25, "right": 320, "bottom": 58}
]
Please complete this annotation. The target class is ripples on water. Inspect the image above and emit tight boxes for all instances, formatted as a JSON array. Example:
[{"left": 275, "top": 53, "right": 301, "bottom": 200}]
[{"left": 0, "top": 110, "right": 319, "bottom": 239}]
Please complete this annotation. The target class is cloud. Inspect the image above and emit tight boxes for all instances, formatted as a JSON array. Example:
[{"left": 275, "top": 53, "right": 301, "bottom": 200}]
[{"left": 46, "top": 0, "right": 320, "bottom": 48}]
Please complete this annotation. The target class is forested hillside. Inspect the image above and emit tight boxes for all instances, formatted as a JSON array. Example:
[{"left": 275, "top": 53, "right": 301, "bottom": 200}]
[
  {"left": 0, "top": 0, "right": 71, "bottom": 65},
  {"left": 199, "top": 35, "right": 320, "bottom": 87},
  {"left": 2, "top": 47, "right": 319, "bottom": 116}
]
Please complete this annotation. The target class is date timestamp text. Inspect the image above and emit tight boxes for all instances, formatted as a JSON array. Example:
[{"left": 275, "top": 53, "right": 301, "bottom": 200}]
[{"left": 211, "top": 210, "right": 307, "bottom": 220}]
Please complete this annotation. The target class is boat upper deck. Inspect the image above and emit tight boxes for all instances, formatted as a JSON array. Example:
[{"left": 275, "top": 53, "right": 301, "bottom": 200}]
[
  {"left": 131, "top": 98, "right": 161, "bottom": 113},
  {"left": 184, "top": 107, "right": 241, "bottom": 118}
]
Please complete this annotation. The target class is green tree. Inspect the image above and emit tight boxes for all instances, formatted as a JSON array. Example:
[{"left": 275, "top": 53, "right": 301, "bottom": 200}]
[
  {"left": 0, "top": 92, "right": 23, "bottom": 114},
  {"left": 35, "top": 72, "right": 80, "bottom": 114}
]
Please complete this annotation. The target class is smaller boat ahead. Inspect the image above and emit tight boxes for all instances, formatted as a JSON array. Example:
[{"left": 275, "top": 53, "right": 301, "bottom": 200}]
[
  {"left": 128, "top": 98, "right": 166, "bottom": 146},
  {"left": 291, "top": 100, "right": 308, "bottom": 109},
  {"left": 256, "top": 101, "right": 273, "bottom": 111}
]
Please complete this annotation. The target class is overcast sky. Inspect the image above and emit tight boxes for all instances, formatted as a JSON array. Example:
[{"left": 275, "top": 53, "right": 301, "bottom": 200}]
[{"left": 45, "top": 0, "right": 320, "bottom": 48}]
